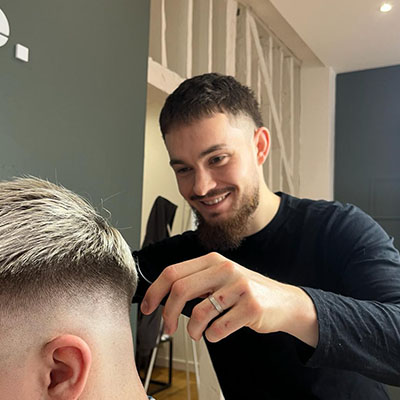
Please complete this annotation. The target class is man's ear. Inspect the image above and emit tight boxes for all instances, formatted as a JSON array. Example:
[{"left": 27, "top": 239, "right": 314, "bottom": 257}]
[
  {"left": 43, "top": 334, "right": 91, "bottom": 400},
  {"left": 254, "top": 127, "right": 271, "bottom": 165}
]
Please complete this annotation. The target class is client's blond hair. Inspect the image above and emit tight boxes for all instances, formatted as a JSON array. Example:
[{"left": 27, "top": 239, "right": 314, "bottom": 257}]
[{"left": 0, "top": 177, "right": 137, "bottom": 314}]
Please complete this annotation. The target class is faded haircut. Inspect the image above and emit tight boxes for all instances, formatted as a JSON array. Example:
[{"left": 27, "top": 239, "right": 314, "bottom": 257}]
[
  {"left": 0, "top": 177, "right": 137, "bottom": 314},
  {"left": 159, "top": 73, "right": 264, "bottom": 138}
]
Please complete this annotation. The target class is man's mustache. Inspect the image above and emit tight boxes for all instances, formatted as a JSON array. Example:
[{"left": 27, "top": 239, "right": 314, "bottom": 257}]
[{"left": 190, "top": 187, "right": 235, "bottom": 201}]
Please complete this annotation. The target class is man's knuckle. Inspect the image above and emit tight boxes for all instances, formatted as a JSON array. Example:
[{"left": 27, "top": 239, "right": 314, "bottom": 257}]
[
  {"left": 236, "top": 277, "right": 251, "bottom": 293},
  {"left": 170, "top": 280, "right": 186, "bottom": 297},
  {"left": 219, "top": 260, "right": 235, "bottom": 274},
  {"left": 208, "top": 251, "right": 223, "bottom": 262},
  {"left": 163, "top": 265, "right": 178, "bottom": 282},
  {"left": 191, "top": 306, "right": 207, "bottom": 323},
  {"left": 246, "top": 300, "right": 262, "bottom": 316},
  {"left": 211, "top": 321, "right": 225, "bottom": 337}
]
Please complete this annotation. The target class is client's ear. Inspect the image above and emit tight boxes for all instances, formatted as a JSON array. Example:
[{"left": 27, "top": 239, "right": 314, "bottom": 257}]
[{"left": 44, "top": 335, "right": 91, "bottom": 400}]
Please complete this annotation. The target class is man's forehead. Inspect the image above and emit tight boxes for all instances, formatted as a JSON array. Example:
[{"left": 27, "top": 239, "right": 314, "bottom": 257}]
[
  {"left": 165, "top": 113, "right": 255, "bottom": 161},
  {"left": 166, "top": 112, "right": 255, "bottom": 140},
  {"left": 177, "top": 111, "right": 255, "bottom": 129}
]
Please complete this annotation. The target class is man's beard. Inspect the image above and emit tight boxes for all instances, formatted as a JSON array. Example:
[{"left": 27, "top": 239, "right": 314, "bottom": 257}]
[{"left": 194, "top": 186, "right": 259, "bottom": 252}]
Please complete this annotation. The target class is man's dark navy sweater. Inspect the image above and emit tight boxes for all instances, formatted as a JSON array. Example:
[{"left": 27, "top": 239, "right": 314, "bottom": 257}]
[{"left": 135, "top": 193, "right": 400, "bottom": 399}]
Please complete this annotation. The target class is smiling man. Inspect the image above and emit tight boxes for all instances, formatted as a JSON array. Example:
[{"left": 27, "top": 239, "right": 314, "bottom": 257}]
[
  {"left": 135, "top": 73, "right": 400, "bottom": 399},
  {"left": 167, "top": 112, "right": 276, "bottom": 251}
]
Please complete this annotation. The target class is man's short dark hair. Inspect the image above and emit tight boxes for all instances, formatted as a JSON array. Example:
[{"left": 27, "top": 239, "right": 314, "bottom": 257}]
[{"left": 159, "top": 73, "right": 264, "bottom": 137}]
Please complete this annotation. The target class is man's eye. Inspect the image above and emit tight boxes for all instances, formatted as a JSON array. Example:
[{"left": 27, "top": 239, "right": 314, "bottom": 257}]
[
  {"left": 176, "top": 167, "right": 191, "bottom": 174},
  {"left": 210, "top": 155, "right": 226, "bottom": 165}
]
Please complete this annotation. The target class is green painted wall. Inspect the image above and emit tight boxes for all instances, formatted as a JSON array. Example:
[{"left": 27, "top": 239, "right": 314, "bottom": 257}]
[
  {"left": 335, "top": 65, "right": 400, "bottom": 400},
  {"left": 335, "top": 65, "right": 400, "bottom": 248},
  {"left": 0, "top": 0, "right": 150, "bottom": 249}
]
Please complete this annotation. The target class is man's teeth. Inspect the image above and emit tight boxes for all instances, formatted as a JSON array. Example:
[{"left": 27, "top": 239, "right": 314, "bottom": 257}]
[{"left": 203, "top": 194, "right": 227, "bottom": 205}]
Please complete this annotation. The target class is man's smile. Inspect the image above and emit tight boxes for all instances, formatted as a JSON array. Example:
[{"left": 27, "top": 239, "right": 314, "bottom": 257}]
[{"left": 201, "top": 193, "right": 230, "bottom": 206}]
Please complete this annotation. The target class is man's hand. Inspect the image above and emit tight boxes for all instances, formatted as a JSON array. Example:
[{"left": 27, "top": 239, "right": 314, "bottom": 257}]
[{"left": 141, "top": 252, "right": 319, "bottom": 347}]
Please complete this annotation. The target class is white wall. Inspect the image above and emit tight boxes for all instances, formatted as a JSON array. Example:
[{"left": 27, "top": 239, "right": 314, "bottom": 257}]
[
  {"left": 299, "top": 66, "right": 336, "bottom": 200},
  {"left": 141, "top": 84, "right": 190, "bottom": 241}
]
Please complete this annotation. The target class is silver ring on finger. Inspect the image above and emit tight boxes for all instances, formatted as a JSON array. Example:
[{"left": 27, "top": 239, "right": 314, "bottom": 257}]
[{"left": 208, "top": 294, "right": 224, "bottom": 314}]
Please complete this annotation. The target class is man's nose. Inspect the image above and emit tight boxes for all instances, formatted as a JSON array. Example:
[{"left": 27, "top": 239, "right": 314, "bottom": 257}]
[{"left": 192, "top": 170, "right": 216, "bottom": 197}]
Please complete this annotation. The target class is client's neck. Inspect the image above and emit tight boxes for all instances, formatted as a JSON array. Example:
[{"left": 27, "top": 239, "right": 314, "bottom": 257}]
[{"left": 84, "top": 330, "right": 148, "bottom": 400}]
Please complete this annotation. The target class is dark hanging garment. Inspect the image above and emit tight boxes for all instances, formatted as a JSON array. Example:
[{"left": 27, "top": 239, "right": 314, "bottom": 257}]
[
  {"left": 142, "top": 196, "right": 177, "bottom": 248},
  {"left": 136, "top": 196, "right": 177, "bottom": 371}
]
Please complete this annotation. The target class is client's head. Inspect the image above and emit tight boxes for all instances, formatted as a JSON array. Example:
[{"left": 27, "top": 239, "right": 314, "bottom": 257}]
[{"left": 0, "top": 177, "right": 147, "bottom": 400}]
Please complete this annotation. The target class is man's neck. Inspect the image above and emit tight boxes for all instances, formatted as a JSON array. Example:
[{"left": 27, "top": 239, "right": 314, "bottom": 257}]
[{"left": 245, "top": 186, "right": 281, "bottom": 237}]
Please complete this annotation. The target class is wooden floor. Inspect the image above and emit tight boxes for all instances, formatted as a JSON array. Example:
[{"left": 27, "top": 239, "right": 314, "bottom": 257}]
[{"left": 147, "top": 367, "right": 198, "bottom": 400}]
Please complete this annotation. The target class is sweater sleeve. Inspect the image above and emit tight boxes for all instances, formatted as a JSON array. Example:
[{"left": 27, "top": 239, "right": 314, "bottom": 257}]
[{"left": 302, "top": 205, "right": 400, "bottom": 386}]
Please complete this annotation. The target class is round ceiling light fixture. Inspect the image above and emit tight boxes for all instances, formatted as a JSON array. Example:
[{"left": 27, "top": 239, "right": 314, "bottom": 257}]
[
  {"left": 380, "top": 2, "right": 393, "bottom": 12},
  {"left": 0, "top": 8, "right": 10, "bottom": 47}
]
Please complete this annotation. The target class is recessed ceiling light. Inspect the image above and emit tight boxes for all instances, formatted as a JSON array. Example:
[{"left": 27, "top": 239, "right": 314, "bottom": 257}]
[{"left": 380, "top": 2, "right": 393, "bottom": 12}]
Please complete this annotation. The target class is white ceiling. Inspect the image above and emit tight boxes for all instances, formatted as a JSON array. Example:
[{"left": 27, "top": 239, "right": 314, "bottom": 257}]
[{"left": 269, "top": 0, "right": 400, "bottom": 73}]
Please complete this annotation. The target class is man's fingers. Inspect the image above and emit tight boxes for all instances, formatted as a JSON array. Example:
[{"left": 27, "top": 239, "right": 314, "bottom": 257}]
[
  {"left": 187, "top": 298, "right": 221, "bottom": 340},
  {"left": 204, "top": 303, "right": 250, "bottom": 342},
  {"left": 162, "top": 267, "right": 232, "bottom": 334},
  {"left": 186, "top": 276, "right": 254, "bottom": 340},
  {"left": 141, "top": 263, "right": 181, "bottom": 314},
  {"left": 141, "top": 252, "right": 228, "bottom": 315},
  {"left": 187, "top": 287, "right": 240, "bottom": 340}
]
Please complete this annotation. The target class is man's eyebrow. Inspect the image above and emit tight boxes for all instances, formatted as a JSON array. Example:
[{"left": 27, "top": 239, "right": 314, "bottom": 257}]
[
  {"left": 169, "top": 144, "right": 228, "bottom": 166},
  {"left": 200, "top": 144, "right": 228, "bottom": 158}
]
